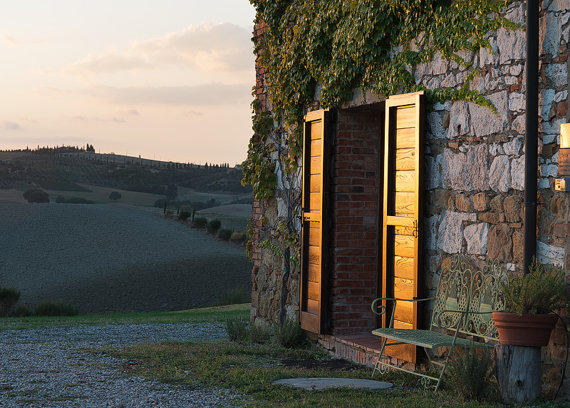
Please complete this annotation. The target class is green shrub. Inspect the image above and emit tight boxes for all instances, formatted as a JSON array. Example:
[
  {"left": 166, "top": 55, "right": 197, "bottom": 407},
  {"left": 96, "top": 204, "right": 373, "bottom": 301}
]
[
  {"left": 207, "top": 219, "right": 222, "bottom": 234},
  {"left": 501, "top": 259, "right": 567, "bottom": 314},
  {"left": 249, "top": 323, "right": 272, "bottom": 344},
  {"left": 0, "top": 287, "right": 21, "bottom": 316},
  {"left": 109, "top": 191, "right": 122, "bottom": 200},
  {"left": 446, "top": 345, "right": 492, "bottom": 401},
  {"left": 230, "top": 231, "right": 245, "bottom": 244},
  {"left": 218, "top": 228, "right": 232, "bottom": 241},
  {"left": 192, "top": 217, "right": 207, "bottom": 229},
  {"left": 35, "top": 300, "right": 78, "bottom": 316},
  {"left": 226, "top": 318, "right": 248, "bottom": 342},
  {"left": 218, "top": 288, "right": 250, "bottom": 306},
  {"left": 23, "top": 189, "right": 49, "bottom": 203},
  {"left": 274, "top": 318, "right": 307, "bottom": 348},
  {"left": 11, "top": 305, "right": 33, "bottom": 317}
]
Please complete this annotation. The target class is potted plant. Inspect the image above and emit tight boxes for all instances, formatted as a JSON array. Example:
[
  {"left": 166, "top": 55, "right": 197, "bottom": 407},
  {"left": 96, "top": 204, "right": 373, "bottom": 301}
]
[{"left": 492, "top": 259, "right": 567, "bottom": 347}]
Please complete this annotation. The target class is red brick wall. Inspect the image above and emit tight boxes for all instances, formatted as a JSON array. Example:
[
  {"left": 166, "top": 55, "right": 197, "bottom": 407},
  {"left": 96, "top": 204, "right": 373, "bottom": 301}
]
[{"left": 328, "top": 105, "right": 384, "bottom": 335}]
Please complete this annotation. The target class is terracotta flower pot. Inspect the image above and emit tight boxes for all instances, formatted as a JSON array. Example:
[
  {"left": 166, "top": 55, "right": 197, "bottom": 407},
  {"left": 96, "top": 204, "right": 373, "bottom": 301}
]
[{"left": 492, "top": 311, "right": 558, "bottom": 347}]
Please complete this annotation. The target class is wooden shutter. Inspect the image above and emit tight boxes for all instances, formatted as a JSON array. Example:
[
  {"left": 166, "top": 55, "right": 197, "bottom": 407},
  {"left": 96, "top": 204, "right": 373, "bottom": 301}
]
[
  {"left": 300, "top": 110, "right": 330, "bottom": 334},
  {"left": 382, "top": 92, "right": 425, "bottom": 362}
]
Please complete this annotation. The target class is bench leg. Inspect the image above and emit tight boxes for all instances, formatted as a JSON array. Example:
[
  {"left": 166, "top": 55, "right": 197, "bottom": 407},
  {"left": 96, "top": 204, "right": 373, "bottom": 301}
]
[
  {"left": 434, "top": 344, "right": 457, "bottom": 392},
  {"left": 371, "top": 337, "right": 388, "bottom": 378}
]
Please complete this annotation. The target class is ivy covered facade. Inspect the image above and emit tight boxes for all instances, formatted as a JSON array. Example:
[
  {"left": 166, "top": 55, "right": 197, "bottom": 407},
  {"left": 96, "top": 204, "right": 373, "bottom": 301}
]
[{"left": 245, "top": 1, "right": 569, "bottom": 397}]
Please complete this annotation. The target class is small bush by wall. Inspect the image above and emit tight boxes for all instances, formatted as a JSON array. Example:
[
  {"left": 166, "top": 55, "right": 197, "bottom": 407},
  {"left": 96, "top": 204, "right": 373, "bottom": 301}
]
[
  {"left": 446, "top": 346, "right": 493, "bottom": 401},
  {"left": 274, "top": 319, "right": 307, "bottom": 348},
  {"left": 226, "top": 318, "right": 248, "bottom": 342}
]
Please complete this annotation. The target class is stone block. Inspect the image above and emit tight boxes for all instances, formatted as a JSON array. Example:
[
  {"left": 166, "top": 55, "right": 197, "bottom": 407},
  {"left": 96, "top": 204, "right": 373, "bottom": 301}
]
[
  {"left": 427, "top": 112, "right": 446, "bottom": 139},
  {"left": 512, "top": 114, "right": 525, "bottom": 134},
  {"left": 487, "top": 224, "right": 513, "bottom": 261},
  {"left": 443, "top": 145, "right": 489, "bottom": 191},
  {"left": 489, "top": 155, "right": 511, "bottom": 193},
  {"left": 426, "top": 215, "right": 440, "bottom": 252},
  {"left": 468, "top": 99, "right": 504, "bottom": 137},
  {"left": 464, "top": 222, "right": 489, "bottom": 255},
  {"left": 479, "top": 211, "right": 503, "bottom": 224},
  {"left": 513, "top": 229, "right": 524, "bottom": 264},
  {"left": 540, "top": 11, "right": 562, "bottom": 57},
  {"left": 473, "top": 193, "right": 488, "bottom": 211},
  {"left": 490, "top": 195, "right": 503, "bottom": 213},
  {"left": 541, "top": 89, "right": 556, "bottom": 120},
  {"left": 425, "top": 154, "right": 443, "bottom": 190},
  {"left": 479, "top": 37, "right": 498, "bottom": 67},
  {"left": 509, "top": 92, "right": 525, "bottom": 112},
  {"left": 497, "top": 27, "right": 525, "bottom": 64},
  {"left": 437, "top": 211, "right": 476, "bottom": 254},
  {"left": 537, "top": 241, "right": 565, "bottom": 267},
  {"left": 511, "top": 155, "right": 525, "bottom": 190},
  {"left": 545, "top": 63, "right": 568, "bottom": 89},
  {"left": 503, "top": 136, "right": 523, "bottom": 156},
  {"left": 455, "top": 193, "right": 473, "bottom": 212},
  {"left": 504, "top": 196, "right": 521, "bottom": 222},
  {"left": 540, "top": 163, "right": 558, "bottom": 178},
  {"left": 447, "top": 101, "right": 470, "bottom": 138}
]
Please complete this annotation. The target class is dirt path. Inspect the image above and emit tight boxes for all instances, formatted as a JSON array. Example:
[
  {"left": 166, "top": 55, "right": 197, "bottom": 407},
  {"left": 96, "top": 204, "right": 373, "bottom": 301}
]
[{"left": 0, "top": 323, "right": 242, "bottom": 407}]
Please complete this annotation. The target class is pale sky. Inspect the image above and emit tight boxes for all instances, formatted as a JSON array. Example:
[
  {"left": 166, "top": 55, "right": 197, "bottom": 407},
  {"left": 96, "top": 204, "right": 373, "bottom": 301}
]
[{"left": 0, "top": 1, "right": 256, "bottom": 165}]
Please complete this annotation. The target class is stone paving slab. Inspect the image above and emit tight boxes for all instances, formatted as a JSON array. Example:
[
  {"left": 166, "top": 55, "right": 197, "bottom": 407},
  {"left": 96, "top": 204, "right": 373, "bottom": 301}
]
[{"left": 273, "top": 378, "right": 393, "bottom": 391}]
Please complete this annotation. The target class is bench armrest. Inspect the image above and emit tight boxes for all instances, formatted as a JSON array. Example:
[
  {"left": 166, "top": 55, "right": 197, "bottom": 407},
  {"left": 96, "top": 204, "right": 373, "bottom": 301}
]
[{"left": 371, "top": 296, "right": 434, "bottom": 316}]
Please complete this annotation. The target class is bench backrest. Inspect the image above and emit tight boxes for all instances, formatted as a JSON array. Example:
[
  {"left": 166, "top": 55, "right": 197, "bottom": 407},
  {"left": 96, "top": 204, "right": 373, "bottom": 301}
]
[{"left": 430, "top": 256, "right": 506, "bottom": 342}]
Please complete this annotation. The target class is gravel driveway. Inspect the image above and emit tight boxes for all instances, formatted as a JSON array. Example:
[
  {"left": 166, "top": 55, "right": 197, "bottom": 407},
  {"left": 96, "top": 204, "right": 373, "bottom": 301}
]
[{"left": 0, "top": 323, "right": 242, "bottom": 407}]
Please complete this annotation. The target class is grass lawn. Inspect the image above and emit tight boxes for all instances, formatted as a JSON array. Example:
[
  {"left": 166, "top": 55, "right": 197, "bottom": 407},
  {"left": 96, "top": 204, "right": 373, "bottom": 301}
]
[
  {"left": 0, "top": 303, "right": 250, "bottom": 330},
  {"left": 111, "top": 339, "right": 569, "bottom": 408},
  {"left": 2, "top": 304, "right": 566, "bottom": 407}
]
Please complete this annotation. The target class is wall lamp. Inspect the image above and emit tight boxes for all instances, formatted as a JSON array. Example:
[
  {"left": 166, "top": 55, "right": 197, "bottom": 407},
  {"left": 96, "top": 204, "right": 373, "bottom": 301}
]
[{"left": 555, "top": 123, "right": 570, "bottom": 191}]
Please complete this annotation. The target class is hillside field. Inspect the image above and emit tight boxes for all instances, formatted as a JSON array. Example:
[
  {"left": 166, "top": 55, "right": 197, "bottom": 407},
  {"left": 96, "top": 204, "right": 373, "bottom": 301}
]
[{"left": 0, "top": 203, "right": 252, "bottom": 313}]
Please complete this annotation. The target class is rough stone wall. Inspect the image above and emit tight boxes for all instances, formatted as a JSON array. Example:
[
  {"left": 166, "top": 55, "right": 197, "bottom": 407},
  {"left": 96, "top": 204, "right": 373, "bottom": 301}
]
[
  {"left": 250, "top": 2, "right": 569, "bottom": 396},
  {"left": 250, "top": 21, "right": 300, "bottom": 328}
]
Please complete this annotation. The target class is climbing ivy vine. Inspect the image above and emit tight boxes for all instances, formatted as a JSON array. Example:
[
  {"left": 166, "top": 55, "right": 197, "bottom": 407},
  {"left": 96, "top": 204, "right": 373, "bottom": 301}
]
[
  {"left": 243, "top": 0, "right": 518, "bottom": 199},
  {"left": 242, "top": 0, "right": 520, "bottom": 324}
]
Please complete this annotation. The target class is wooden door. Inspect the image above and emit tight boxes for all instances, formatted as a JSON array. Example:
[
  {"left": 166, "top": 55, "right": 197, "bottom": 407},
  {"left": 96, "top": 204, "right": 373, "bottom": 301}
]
[
  {"left": 382, "top": 92, "right": 425, "bottom": 362},
  {"left": 300, "top": 110, "right": 330, "bottom": 334}
]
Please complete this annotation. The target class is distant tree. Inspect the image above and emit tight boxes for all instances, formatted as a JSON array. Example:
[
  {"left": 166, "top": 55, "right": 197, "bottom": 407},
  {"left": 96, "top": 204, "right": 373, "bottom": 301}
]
[
  {"left": 23, "top": 189, "right": 49, "bottom": 203},
  {"left": 86, "top": 144, "right": 95, "bottom": 152},
  {"left": 109, "top": 191, "right": 122, "bottom": 201}
]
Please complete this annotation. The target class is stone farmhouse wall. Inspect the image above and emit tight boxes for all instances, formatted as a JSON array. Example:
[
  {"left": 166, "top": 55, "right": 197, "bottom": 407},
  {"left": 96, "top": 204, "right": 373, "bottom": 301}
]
[{"left": 250, "top": 1, "right": 569, "bottom": 397}]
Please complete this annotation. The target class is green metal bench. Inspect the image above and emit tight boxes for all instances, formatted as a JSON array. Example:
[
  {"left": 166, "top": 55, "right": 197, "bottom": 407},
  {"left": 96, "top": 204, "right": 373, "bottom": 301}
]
[{"left": 370, "top": 255, "right": 506, "bottom": 390}]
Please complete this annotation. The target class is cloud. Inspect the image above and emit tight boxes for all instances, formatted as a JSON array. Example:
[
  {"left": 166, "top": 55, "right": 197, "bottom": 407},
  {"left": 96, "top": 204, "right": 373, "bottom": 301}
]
[
  {"left": 73, "top": 115, "right": 125, "bottom": 124},
  {"left": 3, "top": 121, "right": 20, "bottom": 130},
  {"left": 184, "top": 110, "right": 204, "bottom": 117},
  {"left": 68, "top": 22, "right": 253, "bottom": 77},
  {"left": 0, "top": 35, "right": 19, "bottom": 46},
  {"left": 80, "top": 83, "right": 250, "bottom": 106}
]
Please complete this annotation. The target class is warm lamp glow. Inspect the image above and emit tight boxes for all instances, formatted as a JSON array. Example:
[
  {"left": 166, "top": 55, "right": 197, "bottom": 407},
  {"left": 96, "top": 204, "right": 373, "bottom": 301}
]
[{"left": 561, "top": 123, "right": 570, "bottom": 149}]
